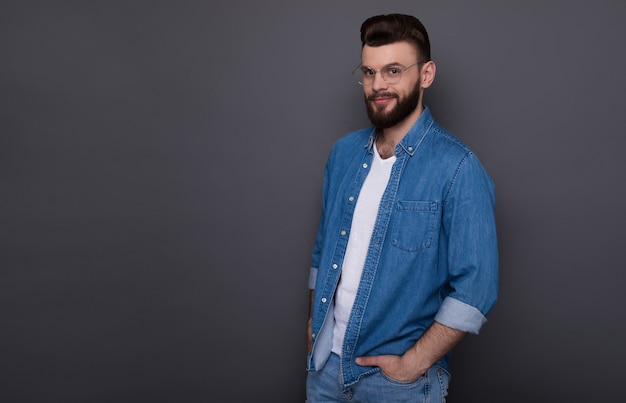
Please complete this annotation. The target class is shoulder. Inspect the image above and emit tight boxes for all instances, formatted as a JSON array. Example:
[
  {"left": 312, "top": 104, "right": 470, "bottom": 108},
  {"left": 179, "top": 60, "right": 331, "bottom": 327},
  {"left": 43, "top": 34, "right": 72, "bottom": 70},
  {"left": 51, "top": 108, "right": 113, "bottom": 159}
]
[
  {"left": 427, "top": 121, "right": 473, "bottom": 158},
  {"left": 424, "top": 121, "right": 492, "bottom": 185},
  {"left": 334, "top": 127, "right": 373, "bottom": 149},
  {"left": 327, "top": 127, "right": 373, "bottom": 161}
]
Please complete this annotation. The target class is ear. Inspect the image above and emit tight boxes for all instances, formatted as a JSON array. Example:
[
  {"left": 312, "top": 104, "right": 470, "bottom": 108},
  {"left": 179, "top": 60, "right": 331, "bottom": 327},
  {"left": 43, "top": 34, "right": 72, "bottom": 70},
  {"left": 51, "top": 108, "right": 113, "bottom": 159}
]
[{"left": 420, "top": 61, "right": 436, "bottom": 89}]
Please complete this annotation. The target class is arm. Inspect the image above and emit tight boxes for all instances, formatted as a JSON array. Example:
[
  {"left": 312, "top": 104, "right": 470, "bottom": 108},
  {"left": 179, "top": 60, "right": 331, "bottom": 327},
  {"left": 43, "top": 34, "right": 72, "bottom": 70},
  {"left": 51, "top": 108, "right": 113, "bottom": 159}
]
[
  {"left": 307, "top": 289, "right": 314, "bottom": 352},
  {"left": 355, "top": 321, "right": 465, "bottom": 381},
  {"left": 356, "top": 322, "right": 466, "bottom": 382},
  {"left": 307, "top": 152, "right": 331, "bottom": 354}
]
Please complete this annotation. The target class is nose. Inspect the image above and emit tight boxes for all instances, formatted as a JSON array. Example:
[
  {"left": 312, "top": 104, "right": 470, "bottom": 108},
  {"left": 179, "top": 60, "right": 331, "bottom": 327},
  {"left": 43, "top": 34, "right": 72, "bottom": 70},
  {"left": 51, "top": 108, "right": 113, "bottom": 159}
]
[{"left": 371, "top": 71, "right": 389, "bottom": 91}]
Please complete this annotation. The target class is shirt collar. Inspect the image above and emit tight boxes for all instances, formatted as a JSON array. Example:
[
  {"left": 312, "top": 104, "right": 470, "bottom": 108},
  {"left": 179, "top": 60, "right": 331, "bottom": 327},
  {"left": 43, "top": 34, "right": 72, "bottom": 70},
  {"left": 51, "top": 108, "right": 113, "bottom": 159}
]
[{"left": 364, "top": 106, "right": 434, "bottom": 157}]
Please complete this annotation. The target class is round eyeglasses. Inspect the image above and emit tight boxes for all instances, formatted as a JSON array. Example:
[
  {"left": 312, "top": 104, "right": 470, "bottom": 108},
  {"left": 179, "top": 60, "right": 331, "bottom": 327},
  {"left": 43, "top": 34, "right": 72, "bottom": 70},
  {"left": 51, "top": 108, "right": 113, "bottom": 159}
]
[{"left": 352, "top": 61, "right": 424, "bottom": 85}]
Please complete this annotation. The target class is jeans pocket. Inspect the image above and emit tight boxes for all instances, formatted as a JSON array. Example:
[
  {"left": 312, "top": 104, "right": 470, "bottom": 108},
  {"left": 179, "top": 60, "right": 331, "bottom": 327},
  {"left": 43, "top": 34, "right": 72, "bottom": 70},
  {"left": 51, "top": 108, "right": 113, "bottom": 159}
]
[
  {"left": 435, "top": 364, "right": 451, "bottom": 398},
  {"left": 378, "top": 369, "right": 425, "bottom": 386}
]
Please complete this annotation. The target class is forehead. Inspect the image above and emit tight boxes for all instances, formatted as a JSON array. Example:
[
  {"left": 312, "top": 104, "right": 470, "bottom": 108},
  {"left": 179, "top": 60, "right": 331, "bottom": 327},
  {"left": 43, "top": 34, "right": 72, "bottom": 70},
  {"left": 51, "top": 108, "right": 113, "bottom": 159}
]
[{"left": 361, "top": 42, "right": 418, "bottom": 67}]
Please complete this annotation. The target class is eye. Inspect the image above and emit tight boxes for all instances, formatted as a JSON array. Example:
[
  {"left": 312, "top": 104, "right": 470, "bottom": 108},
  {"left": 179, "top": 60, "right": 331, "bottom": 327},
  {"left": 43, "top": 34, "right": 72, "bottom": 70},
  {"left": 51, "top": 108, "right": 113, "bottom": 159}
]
[
  {"left": 361, "top": 67, "right": 376, "bottom": 76},
  {"left": 385, "top": 67, "right": 401, "bottom": 76}
]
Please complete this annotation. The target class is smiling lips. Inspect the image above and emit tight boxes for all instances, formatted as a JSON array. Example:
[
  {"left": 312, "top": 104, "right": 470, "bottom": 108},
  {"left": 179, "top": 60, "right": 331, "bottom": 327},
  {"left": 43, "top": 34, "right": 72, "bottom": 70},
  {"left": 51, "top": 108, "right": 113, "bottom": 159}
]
[{"left": 368, "top": 92, "right": 397, "bottom": 106}]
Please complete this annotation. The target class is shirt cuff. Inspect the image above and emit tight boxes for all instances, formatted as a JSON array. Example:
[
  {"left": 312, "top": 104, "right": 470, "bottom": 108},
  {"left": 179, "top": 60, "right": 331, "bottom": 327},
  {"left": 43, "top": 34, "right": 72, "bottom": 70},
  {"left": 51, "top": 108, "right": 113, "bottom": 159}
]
[
  {"left": 435, "top": 296, "right": 487, "bottom": 334},
  {"left": 308, "top": 267, "right": 318, "bottom": 289}
]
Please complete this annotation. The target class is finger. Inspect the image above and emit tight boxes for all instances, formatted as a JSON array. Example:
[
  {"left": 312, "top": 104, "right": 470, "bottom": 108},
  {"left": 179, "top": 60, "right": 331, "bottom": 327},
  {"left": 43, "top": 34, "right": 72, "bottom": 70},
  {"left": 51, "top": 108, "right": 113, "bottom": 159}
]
[
  {"left": 355, "top": 356, "right": 372, "bottom": 366},
  {"left": 355, "top": 355, "right": 385, "bottom": 367}
]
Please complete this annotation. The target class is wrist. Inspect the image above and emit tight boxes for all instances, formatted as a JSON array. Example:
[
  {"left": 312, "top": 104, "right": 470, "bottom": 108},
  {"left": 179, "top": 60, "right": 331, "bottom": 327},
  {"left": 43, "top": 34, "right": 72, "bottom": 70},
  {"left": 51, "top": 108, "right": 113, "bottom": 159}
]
[{"left": 403, "top": 344, "right": 430, "bottom": 376}]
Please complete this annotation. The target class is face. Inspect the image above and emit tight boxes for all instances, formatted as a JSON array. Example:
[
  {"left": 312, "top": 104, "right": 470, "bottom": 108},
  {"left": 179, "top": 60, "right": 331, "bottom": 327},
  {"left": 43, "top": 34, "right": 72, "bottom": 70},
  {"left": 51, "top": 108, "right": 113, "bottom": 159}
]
[{"left": 361, "top": 42, "right": 423, "bottom": 129}]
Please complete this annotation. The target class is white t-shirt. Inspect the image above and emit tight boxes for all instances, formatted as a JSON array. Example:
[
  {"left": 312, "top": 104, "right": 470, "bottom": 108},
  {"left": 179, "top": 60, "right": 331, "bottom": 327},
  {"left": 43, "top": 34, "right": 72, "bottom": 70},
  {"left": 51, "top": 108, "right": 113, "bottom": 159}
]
[{"left": 331, "top": 145, "right": 396, "bottom": 356}]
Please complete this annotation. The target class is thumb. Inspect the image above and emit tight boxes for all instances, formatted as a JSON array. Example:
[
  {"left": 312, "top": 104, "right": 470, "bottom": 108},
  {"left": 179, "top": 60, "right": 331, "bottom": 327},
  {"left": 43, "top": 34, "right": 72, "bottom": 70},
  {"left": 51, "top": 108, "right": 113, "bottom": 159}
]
[{"left": 355, "top": 355, "right": 384, "bottom": 367}]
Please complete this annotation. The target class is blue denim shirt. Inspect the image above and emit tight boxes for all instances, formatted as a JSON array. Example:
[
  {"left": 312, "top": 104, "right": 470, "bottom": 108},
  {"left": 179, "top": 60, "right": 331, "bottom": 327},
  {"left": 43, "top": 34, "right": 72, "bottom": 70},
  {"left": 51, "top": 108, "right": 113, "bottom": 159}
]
[{"left": 306, "top": 107, "right": 498, "bottom": 388}]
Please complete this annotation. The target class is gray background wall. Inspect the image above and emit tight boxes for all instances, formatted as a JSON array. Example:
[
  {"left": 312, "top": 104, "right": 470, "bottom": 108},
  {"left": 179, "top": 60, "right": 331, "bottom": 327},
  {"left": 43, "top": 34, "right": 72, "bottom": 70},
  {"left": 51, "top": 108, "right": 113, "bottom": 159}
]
[{"left": 2, "top": 1, "right": 625, "bottom": 402}]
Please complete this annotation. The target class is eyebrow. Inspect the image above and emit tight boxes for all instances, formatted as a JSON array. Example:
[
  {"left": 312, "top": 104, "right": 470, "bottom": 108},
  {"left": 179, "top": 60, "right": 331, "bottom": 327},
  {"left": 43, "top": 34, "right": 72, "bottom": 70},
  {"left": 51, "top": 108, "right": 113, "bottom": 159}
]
[{"left": 361, "top": 62, "right": 405, "bottom": 69}]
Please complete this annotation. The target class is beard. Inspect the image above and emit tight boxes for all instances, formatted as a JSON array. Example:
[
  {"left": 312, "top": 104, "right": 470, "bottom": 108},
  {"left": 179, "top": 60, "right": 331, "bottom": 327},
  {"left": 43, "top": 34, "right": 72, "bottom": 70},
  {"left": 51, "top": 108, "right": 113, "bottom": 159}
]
[{"left": 365, "top": 82, "right": 422, "bottom": 129}]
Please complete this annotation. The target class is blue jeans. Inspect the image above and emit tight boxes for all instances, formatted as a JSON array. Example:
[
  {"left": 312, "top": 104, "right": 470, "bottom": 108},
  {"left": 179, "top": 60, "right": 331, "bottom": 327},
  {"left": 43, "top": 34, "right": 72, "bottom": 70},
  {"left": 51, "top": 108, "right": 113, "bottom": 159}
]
[{"left": 306, "top": 353, "right": 450, "bottom": 402}]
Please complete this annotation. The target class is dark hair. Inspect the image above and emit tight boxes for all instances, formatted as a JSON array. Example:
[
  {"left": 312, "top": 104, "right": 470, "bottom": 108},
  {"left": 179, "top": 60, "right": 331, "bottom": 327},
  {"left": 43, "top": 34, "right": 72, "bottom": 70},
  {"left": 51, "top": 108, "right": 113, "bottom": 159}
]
[{"left": 360, "top": 14, "right": 431, "bottom": 62}]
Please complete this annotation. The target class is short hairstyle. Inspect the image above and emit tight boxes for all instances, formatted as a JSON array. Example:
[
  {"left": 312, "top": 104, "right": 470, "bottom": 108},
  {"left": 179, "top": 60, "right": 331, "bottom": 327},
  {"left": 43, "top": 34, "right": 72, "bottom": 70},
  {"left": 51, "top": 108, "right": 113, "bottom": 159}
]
[{"left": 360, "top": 14, "right": 431, "bottom": 62}]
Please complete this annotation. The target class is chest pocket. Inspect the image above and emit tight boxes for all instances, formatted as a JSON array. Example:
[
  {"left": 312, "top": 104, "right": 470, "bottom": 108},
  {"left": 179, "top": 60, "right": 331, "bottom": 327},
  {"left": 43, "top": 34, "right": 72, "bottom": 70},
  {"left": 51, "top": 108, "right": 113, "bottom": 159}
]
[{"left": 391, "top": 201, "right": 438, "bottom": 252}]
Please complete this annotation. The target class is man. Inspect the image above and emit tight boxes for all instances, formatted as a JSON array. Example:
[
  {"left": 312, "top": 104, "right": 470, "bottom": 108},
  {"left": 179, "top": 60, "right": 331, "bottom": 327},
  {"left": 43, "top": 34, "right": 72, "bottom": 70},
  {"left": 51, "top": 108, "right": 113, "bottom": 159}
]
[{"left": 306, "top": 14, "right": 498, "bottom": 402}]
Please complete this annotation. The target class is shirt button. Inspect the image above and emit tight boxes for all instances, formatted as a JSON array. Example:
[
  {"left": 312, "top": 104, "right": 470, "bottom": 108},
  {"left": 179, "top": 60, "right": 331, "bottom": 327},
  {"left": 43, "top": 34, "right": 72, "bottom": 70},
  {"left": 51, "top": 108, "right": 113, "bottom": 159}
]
[
  {"left": 312, "top": 333, "right": 316, "bottom": 338},
  {"left": 408, "top": 146, "right": 413, "bottom": 152},
  {"left": 348, "top": 196, "right": 355, "bottom": 202},
  {"left": 321, "top": 298, "right": 327, "bottom": 303},
  {"left": 340, "top": 230, "right": 347, "bottom": 236},
  {"left": 332, "top": 264, "right": 338, "bottom": 269},
  {"left": 362, "top": 163, "right": 368, "bottom": 169}
]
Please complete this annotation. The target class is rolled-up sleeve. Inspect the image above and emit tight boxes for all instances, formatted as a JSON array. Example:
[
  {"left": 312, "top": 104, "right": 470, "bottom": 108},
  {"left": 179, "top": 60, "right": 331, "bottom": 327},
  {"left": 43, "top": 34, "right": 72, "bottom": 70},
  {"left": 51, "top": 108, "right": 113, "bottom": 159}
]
[{"left": 435, "top": 296, "right": 487, "bottom": 334}]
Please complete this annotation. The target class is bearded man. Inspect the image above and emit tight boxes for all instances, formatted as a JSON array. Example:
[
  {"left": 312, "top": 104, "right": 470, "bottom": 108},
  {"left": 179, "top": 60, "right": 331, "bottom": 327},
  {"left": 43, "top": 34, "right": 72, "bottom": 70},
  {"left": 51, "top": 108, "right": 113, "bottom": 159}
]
[{"left": 305, "top": 14, "right": 499, "bottom": 402}]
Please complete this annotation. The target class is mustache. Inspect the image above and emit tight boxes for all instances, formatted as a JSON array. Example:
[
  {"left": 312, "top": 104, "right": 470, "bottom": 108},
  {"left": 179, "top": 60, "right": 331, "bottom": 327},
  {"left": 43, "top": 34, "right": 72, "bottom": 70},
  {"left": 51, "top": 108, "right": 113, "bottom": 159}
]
[{"left": 367, "top": 92, "right": 398, "bottom": 101}]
